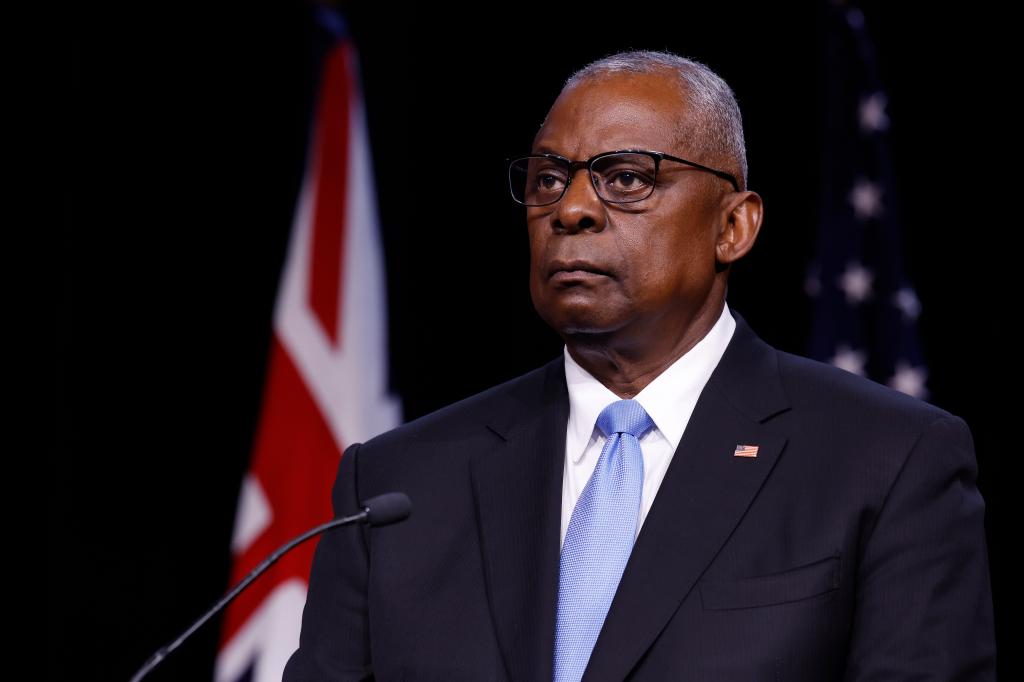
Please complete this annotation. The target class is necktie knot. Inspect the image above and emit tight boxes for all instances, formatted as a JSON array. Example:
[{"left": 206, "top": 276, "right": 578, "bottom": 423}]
[{"left": 596, "top": 399, "right": 655, "bottom": 440}]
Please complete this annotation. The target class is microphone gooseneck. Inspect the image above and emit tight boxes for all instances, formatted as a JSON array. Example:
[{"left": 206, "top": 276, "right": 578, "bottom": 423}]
[{"left": 128, "top": 492, "right": 412, "bottom": 682}]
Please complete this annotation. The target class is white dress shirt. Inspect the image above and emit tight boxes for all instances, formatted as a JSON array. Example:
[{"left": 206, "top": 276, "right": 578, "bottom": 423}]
[{"left": 560, "top": 302, "right": 737, "bottom": 549}]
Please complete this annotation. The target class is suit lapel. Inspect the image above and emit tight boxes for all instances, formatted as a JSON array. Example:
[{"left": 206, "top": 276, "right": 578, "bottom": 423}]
[
  {"left": 471, "top": 358, "right": 567, "bottom": 682},
  {"left": 584, "top": 311, "right": 792, "bottom": 681}
]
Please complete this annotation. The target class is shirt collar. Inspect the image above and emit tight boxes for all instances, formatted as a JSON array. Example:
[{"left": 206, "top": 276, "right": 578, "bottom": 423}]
[{"left": 563, "top": 302, "right": 737, "bottom": 463}]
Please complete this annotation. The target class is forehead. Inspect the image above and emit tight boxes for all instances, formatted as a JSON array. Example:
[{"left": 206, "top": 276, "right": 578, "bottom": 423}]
[{"left": 533, "top": 72, "right": 691, "bottom": 157}]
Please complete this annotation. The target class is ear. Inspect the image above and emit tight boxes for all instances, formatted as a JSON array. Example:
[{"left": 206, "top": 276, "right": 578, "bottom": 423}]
[{"left": 715, "top": 191, "right": 764, "bottom": 266}]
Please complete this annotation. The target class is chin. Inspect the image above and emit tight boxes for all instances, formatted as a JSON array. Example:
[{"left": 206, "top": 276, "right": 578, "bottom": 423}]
[
  {"left": 538, "top": 305, "right": 626, "bottom": 338},
  {"left": 532, "top": 286, "right": 629, "bottom": 335}
]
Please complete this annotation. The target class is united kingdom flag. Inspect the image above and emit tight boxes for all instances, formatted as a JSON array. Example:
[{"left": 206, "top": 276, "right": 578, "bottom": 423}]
[{"left": 214, "top": 8, "right": 401, "bottom": 682}]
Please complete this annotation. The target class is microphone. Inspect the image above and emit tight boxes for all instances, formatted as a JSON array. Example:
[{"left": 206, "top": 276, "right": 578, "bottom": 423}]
[
  {"left": 363, "top": 491, "right": 412, "bottom": 526},
  {"left": 128, "top": 492, "right": 411, "bottom": 682}
]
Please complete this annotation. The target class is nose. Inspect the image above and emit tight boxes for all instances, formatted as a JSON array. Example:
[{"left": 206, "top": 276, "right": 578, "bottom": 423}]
[{"left": 552, "top": 167, "right": 606, "bottom": 234}]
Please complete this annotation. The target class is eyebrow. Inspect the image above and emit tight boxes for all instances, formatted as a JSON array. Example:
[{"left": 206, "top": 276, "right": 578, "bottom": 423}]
[{"left": 531, "top": 146, "right": 566, "bottom": 156}]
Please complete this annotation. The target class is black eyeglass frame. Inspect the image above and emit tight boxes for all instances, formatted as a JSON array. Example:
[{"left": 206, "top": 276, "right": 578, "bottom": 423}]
[{"left": 507, "top": 149, "right": 741, "bottom": 206}]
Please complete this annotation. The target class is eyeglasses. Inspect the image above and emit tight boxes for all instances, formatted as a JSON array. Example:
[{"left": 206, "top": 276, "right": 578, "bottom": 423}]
[{"left": 507, "top": 149, "right": 740, "bottom": 206}]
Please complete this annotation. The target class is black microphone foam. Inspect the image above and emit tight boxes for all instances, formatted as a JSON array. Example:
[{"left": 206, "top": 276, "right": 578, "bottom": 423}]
[{"left": 364, "top": 492, "right": 412, "bottom": 526}]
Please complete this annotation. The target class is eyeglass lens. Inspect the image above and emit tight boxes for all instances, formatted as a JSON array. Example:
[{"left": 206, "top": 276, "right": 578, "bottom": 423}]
[{"left": 510, "top": 153, "right": 657, "bottom": 206}]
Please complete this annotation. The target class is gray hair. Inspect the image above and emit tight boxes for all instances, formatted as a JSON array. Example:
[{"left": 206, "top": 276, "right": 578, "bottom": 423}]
[{"left": 563, "top": 50, "right": 748, "bottom": 191}]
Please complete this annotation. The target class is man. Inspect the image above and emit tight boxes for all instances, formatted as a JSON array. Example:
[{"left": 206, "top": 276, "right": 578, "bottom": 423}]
[{"left": 283, "top": 51, "right": 995, "bottom": 680}]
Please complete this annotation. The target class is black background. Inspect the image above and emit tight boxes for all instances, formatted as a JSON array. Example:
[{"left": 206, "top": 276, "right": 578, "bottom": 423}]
[{"left": 58, "top": 3, "right": 1014, "bottom": 679}]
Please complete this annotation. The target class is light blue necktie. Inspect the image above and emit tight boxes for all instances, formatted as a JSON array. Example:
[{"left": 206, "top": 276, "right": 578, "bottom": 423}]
[{"left": 554, "top": 399, "right": 655, "bottom": 682}]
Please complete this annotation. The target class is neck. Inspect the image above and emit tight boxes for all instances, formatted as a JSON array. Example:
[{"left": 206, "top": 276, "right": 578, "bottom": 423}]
[{"left": 565, "top": 298, "right": 725, "bottom": 399}]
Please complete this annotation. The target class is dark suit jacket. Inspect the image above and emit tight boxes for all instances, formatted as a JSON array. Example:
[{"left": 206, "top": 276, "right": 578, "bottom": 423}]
[{"left": 283, "top": 311, "right": 995, "bottom": 681}]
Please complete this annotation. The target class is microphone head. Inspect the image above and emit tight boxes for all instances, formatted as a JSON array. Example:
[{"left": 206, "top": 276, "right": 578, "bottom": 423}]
[{"left": 363, "top": 492, "right": 412, "bottom": 527}]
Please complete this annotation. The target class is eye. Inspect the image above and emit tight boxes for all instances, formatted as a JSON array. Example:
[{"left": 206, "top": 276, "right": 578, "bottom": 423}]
[
  {"left": 601, "top": 168, "right": 655, "bottom": 199},
  {"left": 606, "top": 170, "right": 652, "bottom": 190},
  {"left": 531, "top": 163, "right": 568, "bottom": 193},
  {"left": 537, "top": 171, "right": 566, "bottom": 190},
  {"left": 591, "top": 153, "right": 658, "bottom": 200}
]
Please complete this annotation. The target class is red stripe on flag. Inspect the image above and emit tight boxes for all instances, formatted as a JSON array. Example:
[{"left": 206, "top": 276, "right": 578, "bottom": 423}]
[
  {"left": 307, "top": 43, "right": 353, "bottom": 345},
  {"left": 219, "top": 337, "right": 343, "bottom": 645}
]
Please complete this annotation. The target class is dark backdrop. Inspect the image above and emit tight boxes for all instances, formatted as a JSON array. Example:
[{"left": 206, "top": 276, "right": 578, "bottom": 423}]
[{"left": 58, "top": 3, "right": 1014, "bottom": 680}]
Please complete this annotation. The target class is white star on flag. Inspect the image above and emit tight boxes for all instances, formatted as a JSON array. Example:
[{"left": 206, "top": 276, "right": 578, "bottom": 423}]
[
  {"left": 888, "top": 361, "right": 929, "bottom": 399},
  {"left": 859, "top": 91, "right": 890, "bottom": 133},
  {"left": 849, "top": 178, "right": 884, "bottom": 220},
  {"left": 839, "top": 262, "right": 874, "bottom": 304},
  {"left": 831, "top": 345, "right": 868, "bottom": 376},
  {"left": 892, "top": 287, "right": 922, "bottom": 321}
]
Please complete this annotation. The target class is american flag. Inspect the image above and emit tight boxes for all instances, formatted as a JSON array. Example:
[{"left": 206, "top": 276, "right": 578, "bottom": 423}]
[
  {"left": 734, "top": 445, "right": 760, "bottom": 458},
  {"left": 214, "top": 8, "right": 401, "bottom": 682},
  {"left": 805, "top": 2, "right": 928, "bottom": 400}
]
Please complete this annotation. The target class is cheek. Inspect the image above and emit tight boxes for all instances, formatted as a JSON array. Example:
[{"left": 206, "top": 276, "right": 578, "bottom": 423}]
[
  {"left": 617, "top": 219, "right": 713, "bottom": 294},
  {"left": 614, "top": 220, "right": 682, "bottom": 276},
  {"left": 526, "top": 210, "right": 551, "bottom": 240},
  {"left": 526, "top": 221, "right": 553, "bottom": 294},
  {"left": 526, "top": 229, "right": 545, "bottom": 276}
]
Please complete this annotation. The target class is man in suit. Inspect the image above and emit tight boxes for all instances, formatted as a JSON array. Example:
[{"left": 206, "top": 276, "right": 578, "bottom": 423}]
[{"left": 283, "top": 51, "right": 995, "bottom": 680}]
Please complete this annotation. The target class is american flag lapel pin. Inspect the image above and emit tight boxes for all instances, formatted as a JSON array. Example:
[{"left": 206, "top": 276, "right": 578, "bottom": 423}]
[{"left": 734, "top": 444, "right": 759, "bottom": 458}]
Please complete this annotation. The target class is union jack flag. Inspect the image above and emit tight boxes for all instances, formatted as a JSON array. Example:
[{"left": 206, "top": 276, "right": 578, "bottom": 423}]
[{"left": 214, "top": 8, "right": 400, "bottom": 682}]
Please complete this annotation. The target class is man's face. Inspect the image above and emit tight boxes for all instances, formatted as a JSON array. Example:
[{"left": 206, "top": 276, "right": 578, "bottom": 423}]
[{"left": 527, "top": 71, "right": 730, "bottom": 345}]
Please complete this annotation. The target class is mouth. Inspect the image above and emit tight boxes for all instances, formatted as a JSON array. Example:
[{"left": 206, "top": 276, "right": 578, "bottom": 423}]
[{"left": 547, "top": 259, "right": 614, "bottom": 283}]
